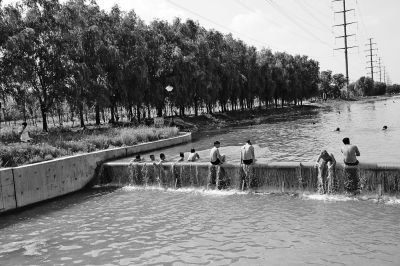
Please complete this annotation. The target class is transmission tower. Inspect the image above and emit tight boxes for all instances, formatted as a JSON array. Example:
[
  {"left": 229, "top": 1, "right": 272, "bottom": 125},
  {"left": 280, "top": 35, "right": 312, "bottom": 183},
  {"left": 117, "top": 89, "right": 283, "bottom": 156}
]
[
  {"left": 383, "top": 66, "right": 386, "bottom": 84},
  {"left": 365, "top": 38, "right": 378, "bottom": 81},
  {"left": 377, "top": 57, "right": 382, "bottom": 82},
  {"left": 333, "top": 0, "right": 357, "bottom": 86}
]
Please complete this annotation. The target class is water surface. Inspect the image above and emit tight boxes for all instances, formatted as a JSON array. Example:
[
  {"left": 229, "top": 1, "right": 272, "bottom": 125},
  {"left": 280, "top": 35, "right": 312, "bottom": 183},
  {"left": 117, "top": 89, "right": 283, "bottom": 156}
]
[
  {"left": 0, "top": 187, "right": 399, "bottom": 265},
  {"left": 123, "top": 96, "right": 400, "bottom": 164}
]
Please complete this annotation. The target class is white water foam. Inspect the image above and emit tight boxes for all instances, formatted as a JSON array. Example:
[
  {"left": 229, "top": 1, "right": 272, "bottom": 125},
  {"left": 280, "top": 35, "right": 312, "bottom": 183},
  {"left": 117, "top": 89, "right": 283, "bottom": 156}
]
[
  {"left": 121, "top": 185, "right": 247, "bottom": 196},
  {"left": 120, "top": 185, "right": 400, "bottom": 203},
  {"left": 301, "top": 194, "right": 359, "bottom": 202},
  {"left": 302, "top": 193, "right": 400, "bottom": 205},
  {"left": 0, "top": 238, "right": 47, "bottom": 256}
]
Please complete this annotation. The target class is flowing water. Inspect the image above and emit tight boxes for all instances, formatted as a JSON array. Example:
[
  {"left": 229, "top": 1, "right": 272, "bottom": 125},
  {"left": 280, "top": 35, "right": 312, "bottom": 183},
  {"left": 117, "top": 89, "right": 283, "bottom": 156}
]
[
  {"left": 1, "top": 96, "right": 400, "bottom": 265},
  {"left": 1, "top": 187, "right": 400, "bottom": 266},
  {"left": 119, "top": 96, "right": 400, "bottom": 164}
]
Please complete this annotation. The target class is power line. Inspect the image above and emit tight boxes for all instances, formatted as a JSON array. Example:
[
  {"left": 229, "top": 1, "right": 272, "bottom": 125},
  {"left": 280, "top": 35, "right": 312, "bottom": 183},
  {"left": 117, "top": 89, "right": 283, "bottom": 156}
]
[
  {"left": 355, "top": 0, "right": 368, "bottom": 37},
  {"left": 166, "top": 0, "right": 279, "bottom": 50},
  {"left": 233, "top": 0, "right": 327, "bottom": 45},
  {"left": 296, "top": 0, "right": 333, "bottom": 32},
  {"left": 263, "top": 0, "right": 333, "bottom": 48}
]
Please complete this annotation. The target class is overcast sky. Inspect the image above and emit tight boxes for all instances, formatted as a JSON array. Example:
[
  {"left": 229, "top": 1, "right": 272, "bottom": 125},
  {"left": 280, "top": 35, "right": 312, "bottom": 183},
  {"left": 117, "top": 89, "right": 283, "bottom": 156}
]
[{"left": 3, "top": 0, "right": 399, "bottom": 84}]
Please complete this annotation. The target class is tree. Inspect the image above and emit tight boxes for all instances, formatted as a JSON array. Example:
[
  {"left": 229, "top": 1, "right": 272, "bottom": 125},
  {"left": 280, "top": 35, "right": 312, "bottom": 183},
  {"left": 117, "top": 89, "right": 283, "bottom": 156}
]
[
  {"left": 332, "top": 73, "right": 346, "bottom": 98},
  {"left": 2, "top": 0, "right": 68, "bottom": 131}
]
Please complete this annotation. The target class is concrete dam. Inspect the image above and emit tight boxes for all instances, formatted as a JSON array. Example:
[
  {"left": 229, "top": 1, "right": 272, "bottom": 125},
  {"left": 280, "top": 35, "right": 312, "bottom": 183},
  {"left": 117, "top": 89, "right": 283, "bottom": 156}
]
[{"left": 101, "top": 161, "right": 400, "bottom": 196}]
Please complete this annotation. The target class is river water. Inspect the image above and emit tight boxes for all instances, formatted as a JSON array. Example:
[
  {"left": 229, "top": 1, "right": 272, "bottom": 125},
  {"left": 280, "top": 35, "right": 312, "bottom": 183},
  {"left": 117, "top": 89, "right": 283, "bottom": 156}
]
[
  {"left": 1, "top": 187, "right": 400, "bottom": 265},
  {"left": 1, "top": 96, "right": 400, "bottom": 265},
  {"left": 125, "top": 95, "right": 400, "bottom": 164}
]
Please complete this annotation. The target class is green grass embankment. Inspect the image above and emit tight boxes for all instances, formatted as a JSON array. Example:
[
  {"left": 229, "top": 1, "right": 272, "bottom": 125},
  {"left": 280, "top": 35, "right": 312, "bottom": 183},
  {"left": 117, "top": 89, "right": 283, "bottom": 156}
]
[{"left": 0, "top": 126, "right": 179, "bottom": 167}]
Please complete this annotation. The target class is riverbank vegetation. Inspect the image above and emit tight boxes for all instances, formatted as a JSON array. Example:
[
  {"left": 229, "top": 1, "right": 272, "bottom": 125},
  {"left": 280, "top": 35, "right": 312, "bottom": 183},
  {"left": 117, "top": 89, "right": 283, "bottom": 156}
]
[
  {"left": 1, "top": 0, "right": 397, "bottom": 133},
  {"left": 0, "top": 126, "right": 179, "bottom": 167},
  {"left": 0, "top": 0, "right": 322, "bottom": 132}
]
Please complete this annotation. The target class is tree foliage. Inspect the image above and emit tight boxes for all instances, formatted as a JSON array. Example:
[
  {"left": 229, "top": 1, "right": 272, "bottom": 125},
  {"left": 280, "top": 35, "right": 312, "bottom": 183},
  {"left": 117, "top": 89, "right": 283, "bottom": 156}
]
[{"left": 1, "top": 0, "right": 324, "bottom": 131}]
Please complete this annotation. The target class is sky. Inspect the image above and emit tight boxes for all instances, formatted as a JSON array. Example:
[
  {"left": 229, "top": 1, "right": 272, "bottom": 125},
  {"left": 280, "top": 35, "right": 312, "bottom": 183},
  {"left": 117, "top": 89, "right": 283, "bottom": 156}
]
[{"left": 2, "top": 0, "right": 399, "bottom": 84}]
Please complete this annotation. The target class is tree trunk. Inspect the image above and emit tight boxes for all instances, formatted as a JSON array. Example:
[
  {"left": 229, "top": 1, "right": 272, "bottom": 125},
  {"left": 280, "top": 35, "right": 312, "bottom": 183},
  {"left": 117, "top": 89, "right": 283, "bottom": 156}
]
[
  {"left": 194, "top": 100, "right": 198, "bottom": 116},
  {"left": 136, "top": 105, "right": 141, "bottom": 123},
  {"left": 110, "top": 106, "right": 115, "bottom": 124},
  {"left": 79, "top": 102, "right": 85, "bottom": 128},
  {"left": 156, "top": 105, "right": 163, "bottom": 117},
  {"left": 95, "top": 103, "right": 101, "bottom": 125},
  {"left": 40, "top": 103, "right": 48, "bottom": 132}
]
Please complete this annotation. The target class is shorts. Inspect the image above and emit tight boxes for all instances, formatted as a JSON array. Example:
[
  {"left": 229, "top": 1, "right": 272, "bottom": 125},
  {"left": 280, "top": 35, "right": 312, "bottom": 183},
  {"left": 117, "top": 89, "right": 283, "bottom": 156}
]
[
  {"left": 211, "top": 158, "right": 221, "bottom": 165},
  {"left": 243, "top": 159, "right": 253, "bottom": 165}
]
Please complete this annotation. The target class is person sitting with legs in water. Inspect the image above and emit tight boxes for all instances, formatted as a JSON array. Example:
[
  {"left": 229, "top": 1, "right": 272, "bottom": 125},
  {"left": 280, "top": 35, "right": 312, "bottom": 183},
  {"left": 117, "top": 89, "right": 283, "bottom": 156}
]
[
  {"left": 341, "top": 137, "right": 361, "bottom": 194},
  {"left": 341, "top": 138, "right": 360, "bottom": 166},
  {"left": 241, "top": 140, "right": 255, "bottom": 190},
  {"left": 176, "top": 152, "right": 185, "bottom": 162},
  {"left": 158, "top": 153, "right": 168, "bottom": 164},
  {"left": 210, "top": 141, "right": 225, "bottom": 165},
  {"left": 187, "top": 148, "right": 200, "bottom": 162},
  {"left": 315, "top": 150, "right": 336, "bottom": 194},
  {"left": 133, "top": 154, "right": 142, "bottom": 162}
]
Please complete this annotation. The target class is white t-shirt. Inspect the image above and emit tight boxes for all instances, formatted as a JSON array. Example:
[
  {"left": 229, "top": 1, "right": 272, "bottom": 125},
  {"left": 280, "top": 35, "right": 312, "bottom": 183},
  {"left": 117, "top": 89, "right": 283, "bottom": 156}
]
[
  {"left": 210, "top": 147, "right": 221, "bottom": 162},
  {"left": 241, "top": 143, "right": 255, "bottom": 160}
]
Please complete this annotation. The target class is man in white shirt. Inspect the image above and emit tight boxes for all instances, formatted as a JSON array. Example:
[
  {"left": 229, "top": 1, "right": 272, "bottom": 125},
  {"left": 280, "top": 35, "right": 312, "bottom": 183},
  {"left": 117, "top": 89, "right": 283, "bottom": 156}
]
[
  {"left": 241, "top": 140, "right": 255, "bottom": 165},
  {"left": 187, "top": 148, "right": 200, "bottom": 162},
  {"left": 210, "top": 141, "right": 225, "bottom": 165}
]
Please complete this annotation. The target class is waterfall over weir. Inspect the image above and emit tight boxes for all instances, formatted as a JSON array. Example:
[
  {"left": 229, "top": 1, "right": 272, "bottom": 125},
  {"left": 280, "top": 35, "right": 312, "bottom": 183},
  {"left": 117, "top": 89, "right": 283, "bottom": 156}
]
[{"left": 99, "top": 161, "right": 400, "bottom": 195}]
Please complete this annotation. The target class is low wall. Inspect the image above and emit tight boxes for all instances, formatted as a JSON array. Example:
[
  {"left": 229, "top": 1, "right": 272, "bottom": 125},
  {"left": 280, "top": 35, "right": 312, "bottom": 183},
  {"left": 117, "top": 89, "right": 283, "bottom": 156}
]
[
  {"left": 0, "top": 132, "right": 191, "bottom": 213},
  {"left": 101, "top": 161, "right": 400, "bottom": 195}
]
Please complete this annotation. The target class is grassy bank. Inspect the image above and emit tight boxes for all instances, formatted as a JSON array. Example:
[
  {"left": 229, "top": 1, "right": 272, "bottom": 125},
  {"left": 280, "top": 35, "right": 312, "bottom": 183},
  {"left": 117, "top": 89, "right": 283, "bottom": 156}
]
[
  {"left": 178, "top": 105, "right": 320, "bottom": 131},
  {"left": 0, "top": 126, "right": 179, "bottom": 167}
]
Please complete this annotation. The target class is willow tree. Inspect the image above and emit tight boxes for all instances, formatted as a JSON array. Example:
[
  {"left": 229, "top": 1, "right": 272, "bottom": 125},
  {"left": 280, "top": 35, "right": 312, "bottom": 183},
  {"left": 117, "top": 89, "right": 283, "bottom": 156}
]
[{"left": 2, "top": 0, "right": 68, "bottom": 131}]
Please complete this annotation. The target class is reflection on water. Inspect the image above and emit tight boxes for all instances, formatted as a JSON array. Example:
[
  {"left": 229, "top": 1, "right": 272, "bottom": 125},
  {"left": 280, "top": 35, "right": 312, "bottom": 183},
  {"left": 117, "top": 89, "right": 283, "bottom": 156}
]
[
  {"left": 124, "top": 96, "right": 400, "bottom": 164},
  {"left": 0, "top": 187, "right": 399, "bottom": 265}
]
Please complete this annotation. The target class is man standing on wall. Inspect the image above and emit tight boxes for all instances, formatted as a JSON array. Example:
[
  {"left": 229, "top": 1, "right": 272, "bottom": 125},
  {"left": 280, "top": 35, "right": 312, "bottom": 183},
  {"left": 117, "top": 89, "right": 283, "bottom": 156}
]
[
  {"left": 208, "top": 141, "right": 227, "bottom": 189},
  {"left": 241, "top": 140, "right": 255, "bottom": 190},
  {"left": 341, "top": 137, "right": 361, "bottom": 194}
]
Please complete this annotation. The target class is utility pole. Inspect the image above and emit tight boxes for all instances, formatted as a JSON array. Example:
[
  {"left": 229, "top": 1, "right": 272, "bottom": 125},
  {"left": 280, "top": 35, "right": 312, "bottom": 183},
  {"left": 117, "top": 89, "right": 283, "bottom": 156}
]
[
  {"left": 365, "top": 38, "right": 378, "bottom": 81},
  {"left": 333, "top": 0, "right": 357, "bottom": 87},
  {"left": 378, "top": 57, "right": 382, "bottom": 82},
  {"left": 383, "top": 66, "right": 386, "bottom": 84}
]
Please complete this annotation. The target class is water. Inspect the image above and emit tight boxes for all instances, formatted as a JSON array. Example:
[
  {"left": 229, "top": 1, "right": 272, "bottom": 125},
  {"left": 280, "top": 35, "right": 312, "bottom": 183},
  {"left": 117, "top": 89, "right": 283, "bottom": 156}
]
[
  {"left": 0, "top": 187, "right": 399, "bottom": 265},
  {"left": 1, "top": 96, "right": 400, "bottom": 265},
  {"left": 120, "top": 96, "right": 400, "bottom": 164}
]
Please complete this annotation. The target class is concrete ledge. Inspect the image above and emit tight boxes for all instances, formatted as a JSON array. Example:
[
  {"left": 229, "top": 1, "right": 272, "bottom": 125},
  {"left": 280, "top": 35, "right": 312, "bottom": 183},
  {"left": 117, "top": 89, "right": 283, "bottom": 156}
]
[
  {"left": 102, "top": 160, "right": 400, "bottom": 195},
  {"left": 0, "top": 132, "right": 191, "bottom": 213},
  {"left": 0, "top": 168, "right": 17, "bottom": 212}
]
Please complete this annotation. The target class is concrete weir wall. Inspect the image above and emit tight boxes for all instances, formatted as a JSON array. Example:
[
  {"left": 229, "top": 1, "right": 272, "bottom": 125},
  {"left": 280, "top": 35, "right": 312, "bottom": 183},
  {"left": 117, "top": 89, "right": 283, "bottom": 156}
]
[
  {"left": 102, "top": 161, "right": 400, "bottom": 195},
  {"left": 0, "top": 133, "right": 191, "bottom": 214}
]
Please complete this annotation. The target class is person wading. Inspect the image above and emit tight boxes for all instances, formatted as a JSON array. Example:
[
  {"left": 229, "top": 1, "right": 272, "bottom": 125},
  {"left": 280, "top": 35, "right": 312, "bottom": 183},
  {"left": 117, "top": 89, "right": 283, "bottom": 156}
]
[
  {"left": 241, "top": 140, "right": 255, "bottom": 190},
  {"left": 315, "top": 150, "right": 336, "bottom": 194}
]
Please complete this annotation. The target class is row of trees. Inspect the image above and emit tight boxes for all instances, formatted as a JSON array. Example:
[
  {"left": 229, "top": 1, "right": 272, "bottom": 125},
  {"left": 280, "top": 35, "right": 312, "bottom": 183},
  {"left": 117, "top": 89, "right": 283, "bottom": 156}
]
[{"left": 0, "top": 0, "right": 361, "bottom": 132}]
